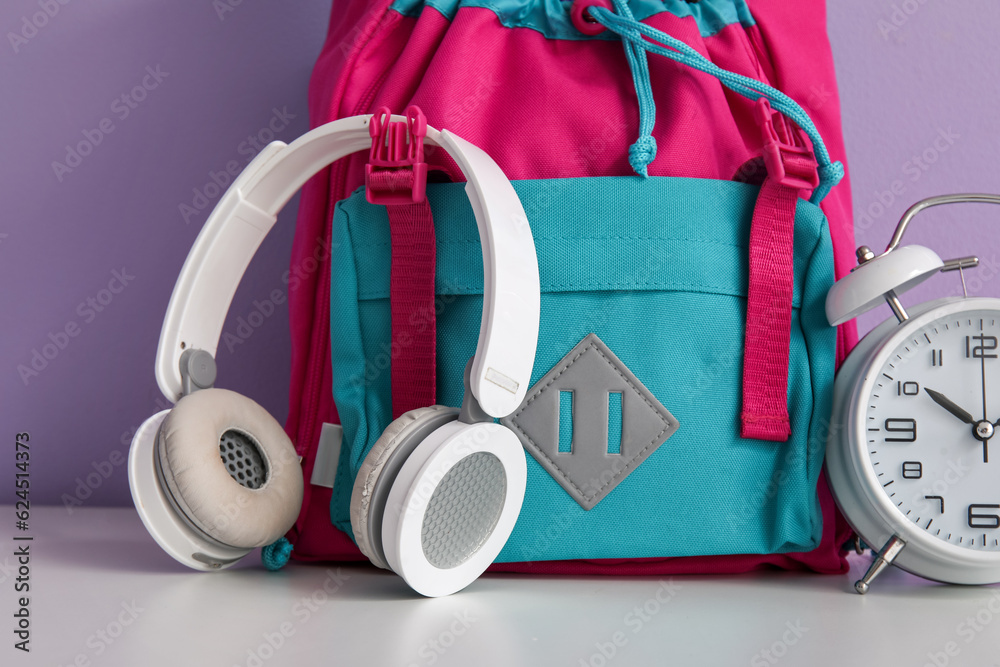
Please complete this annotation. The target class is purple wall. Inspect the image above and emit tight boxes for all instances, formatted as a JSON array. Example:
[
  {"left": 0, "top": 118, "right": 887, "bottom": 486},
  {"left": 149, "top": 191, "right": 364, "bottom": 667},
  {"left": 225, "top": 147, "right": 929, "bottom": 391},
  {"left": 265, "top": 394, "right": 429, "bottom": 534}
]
[
  {"left": 3, "top": 1, "right": 1000, "bottom": 508},
  {"left": 830, "top": 0, "right": 1000, "bottom": 335},
  {"left": 0, "top": 0, "right": 331, "bottom": 508}
]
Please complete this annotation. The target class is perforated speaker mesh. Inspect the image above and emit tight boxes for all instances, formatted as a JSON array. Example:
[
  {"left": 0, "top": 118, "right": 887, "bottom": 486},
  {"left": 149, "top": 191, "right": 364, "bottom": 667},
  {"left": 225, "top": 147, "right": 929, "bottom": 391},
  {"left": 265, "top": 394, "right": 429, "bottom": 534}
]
[
  {"left": 219, "top": 430, "right": 267, "bottom": 490},
  {"left": 421, "top": 452, "right": 506, "bottom": 570}
]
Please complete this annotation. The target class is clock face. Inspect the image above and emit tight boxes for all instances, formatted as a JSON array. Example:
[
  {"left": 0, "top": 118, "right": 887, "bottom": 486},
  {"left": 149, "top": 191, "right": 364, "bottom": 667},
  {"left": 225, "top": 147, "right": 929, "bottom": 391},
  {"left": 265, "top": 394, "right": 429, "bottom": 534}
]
[{"left": 864, "top": 307, "right": 1000, "bottom": 552}]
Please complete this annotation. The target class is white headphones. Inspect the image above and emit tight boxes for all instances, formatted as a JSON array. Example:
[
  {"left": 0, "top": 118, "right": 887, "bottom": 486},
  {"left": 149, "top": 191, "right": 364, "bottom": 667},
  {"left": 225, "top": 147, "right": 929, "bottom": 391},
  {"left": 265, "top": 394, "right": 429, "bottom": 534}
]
[{"left": 128, "top": 111, "right": 541, "bottom": 597}]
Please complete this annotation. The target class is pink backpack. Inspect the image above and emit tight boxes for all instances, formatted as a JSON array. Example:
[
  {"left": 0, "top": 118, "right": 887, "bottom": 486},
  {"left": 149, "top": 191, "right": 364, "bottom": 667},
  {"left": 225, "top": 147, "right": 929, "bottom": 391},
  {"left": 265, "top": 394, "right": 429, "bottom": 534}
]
[{"left": 282, "top": 0, "right": 858, "bottom": 575}]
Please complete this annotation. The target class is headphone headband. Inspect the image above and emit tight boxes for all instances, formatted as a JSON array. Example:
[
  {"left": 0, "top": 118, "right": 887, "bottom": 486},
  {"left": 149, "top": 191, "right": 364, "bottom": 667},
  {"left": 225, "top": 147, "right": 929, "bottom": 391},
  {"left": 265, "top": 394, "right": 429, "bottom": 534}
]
[{"left": 155, "top": 114, "right": 540, "bottom": 418}]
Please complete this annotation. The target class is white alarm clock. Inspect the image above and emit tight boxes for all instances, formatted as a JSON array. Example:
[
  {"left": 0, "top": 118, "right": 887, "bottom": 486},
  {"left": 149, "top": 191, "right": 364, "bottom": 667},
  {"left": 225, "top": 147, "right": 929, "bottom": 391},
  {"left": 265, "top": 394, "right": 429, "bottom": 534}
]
[{"left": 826, "top": 193, "right": 1000, "bottom": 594}]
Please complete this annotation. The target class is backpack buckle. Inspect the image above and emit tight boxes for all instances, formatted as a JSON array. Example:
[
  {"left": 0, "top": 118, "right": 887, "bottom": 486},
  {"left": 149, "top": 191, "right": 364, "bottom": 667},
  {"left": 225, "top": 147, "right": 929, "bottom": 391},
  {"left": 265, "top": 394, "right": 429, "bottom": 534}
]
[
  {"left": 754, "top": 99, "right": 819, "bottom": 191},
  {"left": 365, "top": 105, "right": 428, "bottom": 205}
]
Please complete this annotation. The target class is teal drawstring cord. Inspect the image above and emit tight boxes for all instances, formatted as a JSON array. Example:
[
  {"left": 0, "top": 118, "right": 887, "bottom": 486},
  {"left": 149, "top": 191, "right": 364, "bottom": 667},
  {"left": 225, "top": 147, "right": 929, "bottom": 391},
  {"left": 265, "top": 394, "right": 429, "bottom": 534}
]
[
  {"left": 590, "top": 4, "right": 844, "bottom": 204},
  {"left": 609, "top": 0, "right": 657, "bottom": 176},
  {"left": 262, "top": 537, "right": 293, "bottom": 571}
]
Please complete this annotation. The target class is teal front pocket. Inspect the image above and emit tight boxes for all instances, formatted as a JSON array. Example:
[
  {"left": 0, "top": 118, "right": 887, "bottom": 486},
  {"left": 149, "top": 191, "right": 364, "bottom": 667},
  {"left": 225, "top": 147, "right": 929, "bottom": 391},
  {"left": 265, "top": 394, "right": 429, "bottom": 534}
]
[{"left": 329, "top": 176, "right": 836, "bottom": 562}]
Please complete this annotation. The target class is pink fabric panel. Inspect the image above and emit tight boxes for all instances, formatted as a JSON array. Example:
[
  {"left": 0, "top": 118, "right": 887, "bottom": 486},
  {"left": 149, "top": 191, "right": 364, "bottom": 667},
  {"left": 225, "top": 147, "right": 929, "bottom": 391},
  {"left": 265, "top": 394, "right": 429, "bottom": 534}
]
[{"left": 347, "top": 10, "right": 775, "bottom": 187}]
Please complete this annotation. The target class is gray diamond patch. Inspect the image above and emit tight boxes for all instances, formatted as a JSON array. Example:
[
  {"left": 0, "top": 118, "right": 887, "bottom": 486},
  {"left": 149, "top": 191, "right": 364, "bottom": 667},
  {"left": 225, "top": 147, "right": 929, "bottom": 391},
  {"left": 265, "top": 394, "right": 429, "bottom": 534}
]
[{"left": 501, "top": 333, "right": 679, "bottom": 510}]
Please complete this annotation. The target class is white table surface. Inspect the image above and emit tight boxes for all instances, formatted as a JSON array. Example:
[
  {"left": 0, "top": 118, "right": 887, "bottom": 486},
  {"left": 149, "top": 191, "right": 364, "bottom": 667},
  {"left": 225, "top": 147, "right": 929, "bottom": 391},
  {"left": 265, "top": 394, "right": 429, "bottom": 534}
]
[{"left": 2, "top": 506, "right": 999, "bottom": 667}]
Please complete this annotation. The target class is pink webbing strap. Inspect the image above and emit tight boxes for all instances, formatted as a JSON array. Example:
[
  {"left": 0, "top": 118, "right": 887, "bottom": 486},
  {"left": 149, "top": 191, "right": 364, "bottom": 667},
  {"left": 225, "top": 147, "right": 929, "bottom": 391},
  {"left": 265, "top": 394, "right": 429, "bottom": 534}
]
[
  {"left": 364, "top": 107, "right": 437, "bottom": 419},
  {"left": 377, "top": 172, "right": 437, "bottom": 419},
  {"left": 741, "top": 178, "right": 798, "bottom": 441},
  {"left": 740, "top": 100, "right": 819, "bottom": 442}
]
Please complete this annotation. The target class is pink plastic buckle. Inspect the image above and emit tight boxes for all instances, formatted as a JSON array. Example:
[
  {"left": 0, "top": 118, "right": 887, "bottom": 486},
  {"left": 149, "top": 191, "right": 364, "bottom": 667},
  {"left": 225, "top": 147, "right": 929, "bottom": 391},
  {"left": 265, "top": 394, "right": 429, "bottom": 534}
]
[
  {"left": 754, "top": 99, "right": 819, "bottom": 191},
  {"left": 365, "top": 105, "right": 428, "bottom": 205}
]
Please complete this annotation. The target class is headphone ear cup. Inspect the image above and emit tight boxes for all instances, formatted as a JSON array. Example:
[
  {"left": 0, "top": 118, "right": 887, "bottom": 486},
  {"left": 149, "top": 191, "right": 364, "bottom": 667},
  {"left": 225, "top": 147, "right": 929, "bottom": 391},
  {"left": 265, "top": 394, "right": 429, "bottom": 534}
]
[
  {"left": 350, "top": 406, "right": 460, "bottom": 570},
  {"left": 156, "top": 388, "right": 303, "bottom": 549},
  {"left": 381, "top": 421, "right": 528, "bottom": 597}
]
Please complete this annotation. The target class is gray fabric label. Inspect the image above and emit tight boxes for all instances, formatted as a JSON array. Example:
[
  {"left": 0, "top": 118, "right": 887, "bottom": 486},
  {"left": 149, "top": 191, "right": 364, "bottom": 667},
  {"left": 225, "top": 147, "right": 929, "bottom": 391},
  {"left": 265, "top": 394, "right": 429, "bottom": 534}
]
[{"left": 501, "top": 333, "right": 679, "bottom": 510}]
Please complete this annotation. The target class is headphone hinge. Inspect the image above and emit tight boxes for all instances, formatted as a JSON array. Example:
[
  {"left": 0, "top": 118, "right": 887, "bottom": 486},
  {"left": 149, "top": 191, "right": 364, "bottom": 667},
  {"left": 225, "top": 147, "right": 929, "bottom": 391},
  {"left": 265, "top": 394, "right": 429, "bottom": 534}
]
[{"left": 179, "top": 349, "right": 217, "bottom": 397}]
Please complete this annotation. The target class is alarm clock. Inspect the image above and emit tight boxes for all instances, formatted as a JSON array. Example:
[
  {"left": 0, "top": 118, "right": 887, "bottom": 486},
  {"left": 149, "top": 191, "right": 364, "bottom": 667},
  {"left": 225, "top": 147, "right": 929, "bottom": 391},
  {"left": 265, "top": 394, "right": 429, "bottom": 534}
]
[{"left": 826, "top": 193, "right": 1000, "bottom": 594}]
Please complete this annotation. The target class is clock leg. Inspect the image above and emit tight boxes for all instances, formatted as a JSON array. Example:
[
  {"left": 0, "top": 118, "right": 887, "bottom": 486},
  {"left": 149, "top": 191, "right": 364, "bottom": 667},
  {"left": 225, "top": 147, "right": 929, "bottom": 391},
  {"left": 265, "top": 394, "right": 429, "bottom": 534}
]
[{"left": 854, "top": 535, "right": 906, "bottom": 594}]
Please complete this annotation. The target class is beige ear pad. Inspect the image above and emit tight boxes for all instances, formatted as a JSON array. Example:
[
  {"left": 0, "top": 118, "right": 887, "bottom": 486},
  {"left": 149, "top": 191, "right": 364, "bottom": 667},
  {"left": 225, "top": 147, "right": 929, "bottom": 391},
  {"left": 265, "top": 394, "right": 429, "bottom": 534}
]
[
  {"left": 350, "top": 405, "right": 459, "bottom": 570},
  {"left": 156, "top": 388, "right": 304, "bottom": 549}
]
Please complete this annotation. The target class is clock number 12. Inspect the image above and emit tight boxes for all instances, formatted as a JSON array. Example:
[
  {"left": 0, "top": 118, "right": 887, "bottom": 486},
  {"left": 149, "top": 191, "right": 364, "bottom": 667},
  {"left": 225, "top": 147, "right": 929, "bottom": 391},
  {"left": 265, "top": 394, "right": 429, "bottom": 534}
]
[{"left": 966, "top": 335, "right": 998, "bottom": 359}]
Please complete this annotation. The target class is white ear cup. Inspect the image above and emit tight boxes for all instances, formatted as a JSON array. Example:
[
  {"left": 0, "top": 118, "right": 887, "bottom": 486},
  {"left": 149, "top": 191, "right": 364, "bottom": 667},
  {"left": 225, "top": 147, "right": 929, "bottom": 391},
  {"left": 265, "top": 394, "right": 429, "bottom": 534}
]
[
  {"left": 155, "top": 388, "right": 303, "bottom": 549},
  {"left": 129, "top": 410, "right": 254, "bottom": 570},
  {"left": 128, "top": 389, "right": 304, "bottom": 571},
  {"left": 381, "top": 421, "right": 527, "bottom": 597},
  {"left": 350, "top": 406, "right": 460, "bottom": 569}
]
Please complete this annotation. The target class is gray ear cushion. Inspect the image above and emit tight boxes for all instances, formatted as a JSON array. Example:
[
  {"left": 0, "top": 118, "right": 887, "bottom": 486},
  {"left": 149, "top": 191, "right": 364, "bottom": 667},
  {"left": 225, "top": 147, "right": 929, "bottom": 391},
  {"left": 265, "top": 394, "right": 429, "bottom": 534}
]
[
  {"left": 350, "top": 405, "right": 459, "bottom": 570},
  {"left": 156, "top": 388, "right": 304, "bottom": 549}
]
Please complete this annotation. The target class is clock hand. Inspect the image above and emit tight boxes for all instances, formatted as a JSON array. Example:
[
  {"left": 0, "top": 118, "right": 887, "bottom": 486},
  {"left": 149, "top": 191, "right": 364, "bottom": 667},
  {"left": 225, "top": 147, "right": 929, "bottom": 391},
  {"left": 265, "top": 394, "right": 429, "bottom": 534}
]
[
  {"left": 982, "top": 351, "right": 989, "bottom": 423},
  {"left": 983, "top": 352, "right": 990, "bottom": 463},
  {"left": 924, "top": 388, "right": 977, "bottom": 425}
]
